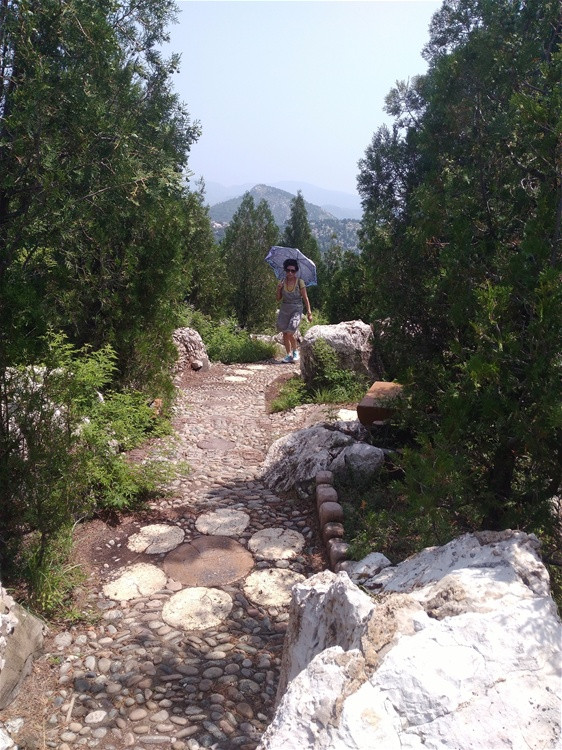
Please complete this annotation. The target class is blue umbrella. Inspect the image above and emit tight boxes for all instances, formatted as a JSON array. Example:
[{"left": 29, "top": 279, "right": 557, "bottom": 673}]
[{"left": 265, "top": 246, "right": 318, "bottom": 287}]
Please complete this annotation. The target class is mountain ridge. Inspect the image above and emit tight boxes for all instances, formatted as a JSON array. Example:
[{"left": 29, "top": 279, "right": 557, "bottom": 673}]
[
  {"left": 201, "top": 180, "right": 362, "bottom": 220},
  {"left": 208, "top": 184, "right": 360, "bottom": 254}
]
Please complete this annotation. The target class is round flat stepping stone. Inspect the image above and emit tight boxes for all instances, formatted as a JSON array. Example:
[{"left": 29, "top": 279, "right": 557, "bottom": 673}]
[
  {"left": 243, "top": 568, "right": 305, "bottom": 608},
  {"left": 248, "top": 528, "right": 305, "bottom": 560},
  {"left": 233, "top": 369, "right": 254, "bottom": 375},
  {"left": 163, "top": 537, "right": 254, "bottom": 587},
  {"left": 336, "top": 409, "right": 358, "bottom": 421},
  {"left": 162, "top": 587, "right": 233, "bottom": 630},
  {"left": 197, "top": 437, "right": 236, "bottom": 451},
  {"left": 224, "top": 375, "right": 247, "bottom": 382},
  {"left": 127, "top": 524, "right": 184, "bottom": 554},
  {"left": 102, "top": 563, "right": 167, "bottom": 602},
  {"left": 195, "top": 508, "right": 250, "bottom": 536}
]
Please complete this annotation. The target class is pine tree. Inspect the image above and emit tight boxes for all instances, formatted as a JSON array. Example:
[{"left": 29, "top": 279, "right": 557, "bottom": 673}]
[
  {"left": 222, "top": 194, "right": 279, "bottom": 330},
  {"left": 282, "top": 191, "right": 323, "bottom": 309}
]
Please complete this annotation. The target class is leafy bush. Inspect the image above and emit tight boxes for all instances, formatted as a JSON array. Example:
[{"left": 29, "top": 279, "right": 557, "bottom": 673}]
[
  {"left": 270, "top": 340, "right": 367, "bottom": 411},
  {"left": 0, "top": 333, "right": 179, "bottom": 607},
  {"left": 184, "top": 309, "right": 276, "bottom": 363},
  {"left": 270, "top": 376, "right": 307, "bottom": 413}
]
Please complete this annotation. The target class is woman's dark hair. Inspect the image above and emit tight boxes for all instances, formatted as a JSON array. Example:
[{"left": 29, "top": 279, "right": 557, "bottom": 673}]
[{"left": 283, "top": 259, "right": 299, "bottom": 271}]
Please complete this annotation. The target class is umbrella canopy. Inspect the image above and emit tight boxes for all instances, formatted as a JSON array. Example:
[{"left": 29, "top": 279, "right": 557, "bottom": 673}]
[{"left": 265, "top": 246, "right": 318, "bottom": 287}]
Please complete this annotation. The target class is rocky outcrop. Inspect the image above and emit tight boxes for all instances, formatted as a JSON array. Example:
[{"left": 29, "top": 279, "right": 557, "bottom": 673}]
[
  {"left": 300, "top": 321, "right": 381, "bottom": 385},
  {"left": 0, "top": 585, "right": 45, "bottom": 710},
  {"left": 260, "top": 421, "right": 384, "bottom": 495},
  {"left": 258, "top": 531, "right": 562, "bottom": 750},
  {"left": 172, "top": 327, "right": 209, "bottom": 376}
]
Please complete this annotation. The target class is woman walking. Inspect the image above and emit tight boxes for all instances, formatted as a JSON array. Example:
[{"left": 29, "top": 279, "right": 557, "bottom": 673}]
[{"left": 275, "top": 259, "right": 312, "bottom": 363}]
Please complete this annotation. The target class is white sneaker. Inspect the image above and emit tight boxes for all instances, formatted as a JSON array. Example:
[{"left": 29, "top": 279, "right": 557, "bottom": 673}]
[
  {"left": 292, "top": 350, "right": 299, "bottom": 361},
  {"left": 282, "top": 354, "right": 294, "bottom": 363}
]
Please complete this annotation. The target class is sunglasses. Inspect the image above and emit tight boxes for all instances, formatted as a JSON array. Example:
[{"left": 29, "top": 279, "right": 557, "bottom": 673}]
[{"left": 286, "top": 268, "right": 297, "bottom": 273}]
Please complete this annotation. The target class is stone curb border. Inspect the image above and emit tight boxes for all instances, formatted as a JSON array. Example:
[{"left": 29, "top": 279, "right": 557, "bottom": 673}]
[{"left": 315, "top": 470, "right": 355, "bottom": 572}]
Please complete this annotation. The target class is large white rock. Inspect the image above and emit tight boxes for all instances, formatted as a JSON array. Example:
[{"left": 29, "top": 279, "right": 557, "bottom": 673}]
[
  {"left": 261, "top": 423, "right": 381, "bottom": 493},
  {"left": 0, "top": 585, "right": 45, "bottom": 710},
  {"left": 300, "top": 320, "right": 381, "bottom": 385},
  {"left": 172, "top": 327, "right": 209, "bottom": 374},
  {"left": 258, "top": 531, "right": 562, "bottom": 750}
]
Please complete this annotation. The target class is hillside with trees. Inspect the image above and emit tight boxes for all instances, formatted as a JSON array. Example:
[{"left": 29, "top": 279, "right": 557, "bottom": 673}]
[{"left": 209, "top": 184, "right": 360, "bottom": 253}]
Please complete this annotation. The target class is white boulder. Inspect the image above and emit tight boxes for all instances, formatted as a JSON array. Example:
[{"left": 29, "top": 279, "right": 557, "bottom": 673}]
[
  {"left": 300, "top": 320, "right": 381, "bottom": 385},
  {"left": 261, "top": 423, "right": 383, "bottom": 493},
  {"left": 258, "top": 531, "right": 562, "bottom": 750},
  {"left": 172, "top": 327, "right": 209, "bottom": 375}
]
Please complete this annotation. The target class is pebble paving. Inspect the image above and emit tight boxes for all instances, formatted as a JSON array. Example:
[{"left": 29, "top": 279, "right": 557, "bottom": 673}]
[{"left": 23, "top": 361, "right": 332, "bottom": 750}]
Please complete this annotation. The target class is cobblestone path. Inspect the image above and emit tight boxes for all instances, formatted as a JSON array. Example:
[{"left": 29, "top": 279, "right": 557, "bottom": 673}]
[{"left": 4, "top": 362, "right": 331, "bottom": 750}]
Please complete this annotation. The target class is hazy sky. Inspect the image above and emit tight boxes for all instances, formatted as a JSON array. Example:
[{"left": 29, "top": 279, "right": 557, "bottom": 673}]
[{"left": 166, "top": 1, "right": 441, "bottom": 197}]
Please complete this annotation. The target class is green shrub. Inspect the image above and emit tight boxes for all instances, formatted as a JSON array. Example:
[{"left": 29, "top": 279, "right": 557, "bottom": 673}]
[
  {"left": 19, "top": 525, "right": 86, "bottom": 619},
  {"left": 270, "top": 376, "right": 307, "bottom": 412},
  {"left": 0, "top": 332, "right": 181, "bottom": 603},
  {"left": 184, "top": 309, "right": 276, "bottom": 363},
  {"left": 271, "top": 339, "right": 368, "bottom": 411}
]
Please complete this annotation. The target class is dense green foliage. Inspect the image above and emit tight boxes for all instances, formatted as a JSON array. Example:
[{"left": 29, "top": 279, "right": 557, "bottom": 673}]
[
  {"left": 221, "top": 193, "right": 279, "bottom": 330},
  {"left": 0, "top": 335, "right": 176, "bottom": 596},
  {"left": 270, "top": 339, "right": 367, "bottom": 412},
  {"left": 282, "top": 191, "right": 324, "bottom": 309},
  {"left": 341, "top": 0, "right": 561, "bottom": 542},
  {"left": 0, "top": 0, "right": 202, "bottom": 387},
  {"left": 0, "top": 0, "right": 206, "bottom": 602},
  {"left": 185, "top": 309, "right": 277, "bottom": 364}
]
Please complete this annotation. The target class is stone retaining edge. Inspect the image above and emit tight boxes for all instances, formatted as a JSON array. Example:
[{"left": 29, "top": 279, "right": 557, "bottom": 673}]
[{"left": 314, "top": 471, "right": 356, "bottom": 573}]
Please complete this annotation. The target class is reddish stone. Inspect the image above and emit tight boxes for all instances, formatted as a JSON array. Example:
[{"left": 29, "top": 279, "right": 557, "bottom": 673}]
[
  {"left": 315, "top": 471, "right": 334, "bottom": 486},
  {"left": 328, "top": 539, "right": 350, "bottom": 569},
  {"left": 322, "top": 522, "right": 344, "bottom": 544},
  {"left": 316, "top": 485, "right": 338, "bottom": 510},
  {"left": 163, "top": 536, "right": 253, "bottom": 586},
  {"left": 318, "top": 501, "right": 344, "bottom": 526}
]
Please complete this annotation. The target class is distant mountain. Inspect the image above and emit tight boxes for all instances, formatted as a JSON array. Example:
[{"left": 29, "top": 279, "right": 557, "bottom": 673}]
[
  {"left": 202, "top": 180, "right": 362, "bottom": 220},
  {"left": 209, "top": 184, "right": 336, "bottom": 228},
  {"left": 273, "top": 181, "right": 362, "bottom": 220},
  {"left": 208, "top": 183, "right": 360, "bottom": 254}
]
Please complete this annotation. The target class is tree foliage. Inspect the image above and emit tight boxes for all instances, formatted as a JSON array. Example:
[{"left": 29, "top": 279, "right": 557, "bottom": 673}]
[
  {"left": 0, "top": 0, "right": 200, "bottom": 387},
  {"left": 282, "top": 191, "right": 324, "bottom": 308},
  {"left": 355, "top": 0, "right": 561, "bottom": 535},
  {"left": 221, "top": 193, "right": 279, "bottom": 330}
]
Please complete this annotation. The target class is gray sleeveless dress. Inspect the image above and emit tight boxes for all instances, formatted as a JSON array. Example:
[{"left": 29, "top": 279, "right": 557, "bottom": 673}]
[{"left": 276, "top": 279, "right": 304, "bottom": 333}]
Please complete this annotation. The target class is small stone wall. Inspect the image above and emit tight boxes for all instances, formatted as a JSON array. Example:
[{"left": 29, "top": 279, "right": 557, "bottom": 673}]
[{"left": 314, "top": 470, "right": 353, "bottom": 571}]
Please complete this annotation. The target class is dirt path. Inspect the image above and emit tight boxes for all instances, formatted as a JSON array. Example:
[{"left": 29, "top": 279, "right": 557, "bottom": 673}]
[{"left": 2, "top": 361, "right": 334, "bottom": 750}]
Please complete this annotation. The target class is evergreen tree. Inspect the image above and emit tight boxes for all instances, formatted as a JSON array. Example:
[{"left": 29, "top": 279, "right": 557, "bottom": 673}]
[
  {"left": 222, "top": 193, "right": 278, "bottom": 330},
  {"left": 0, "top": 0, "right": 199, "bottom": 388},
  {"left": 282, "top": 191, "right": 324, "bottom": 309},
  {"left": 183, "top": 186, "right": 229, "bottom": 319},
  {"left": 357, "top": 0, "right": 561, "bottom": 536}
]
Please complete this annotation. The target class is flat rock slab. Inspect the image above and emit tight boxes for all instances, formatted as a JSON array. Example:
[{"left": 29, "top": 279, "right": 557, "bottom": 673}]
[
  {"left": 195, "top": 508, "right": 250, "bottom": 536},
  {"left": 127, "top": 524, "right": 185, "bottom": 554},
  {"left": 102, "top": 563, "right": 167, "bottom": 602},
  {"left": 162, "top": 587, "right": 233, "bottom": 630},
  {"left": 248, "top": 528, "right": 305, "bottom": 560},
  {"left": 244, "top": 569, "right": 306, "bottom": 608},
  {"left": 224, "top": 376, "right": 247, "bottom": 383},
  {"left": 197, "top": 437, "right": 236, "bottom": 451},
  {"left": 163, "top": 537, "right": 254, "bottom": 587},
  {"left": 336, "top": 409, "right": 358, "bottom": 421},
  {"left": 233, "top": 369, "right": 255, "bottom": 375}
]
